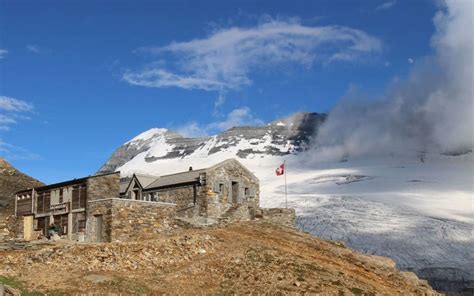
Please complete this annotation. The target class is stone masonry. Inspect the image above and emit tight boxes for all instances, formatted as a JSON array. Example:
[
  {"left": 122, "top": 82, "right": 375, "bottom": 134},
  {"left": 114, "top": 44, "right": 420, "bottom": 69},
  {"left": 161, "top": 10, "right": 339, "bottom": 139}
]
[
  {"left": 86, "top": 172, "right": 120, "bottom": 202},
  {"left": 204, "top": 159, "right": 260, "bottom": 220},
  {"left": 87, "top": 199, "right": 176, "bottom": 242}
]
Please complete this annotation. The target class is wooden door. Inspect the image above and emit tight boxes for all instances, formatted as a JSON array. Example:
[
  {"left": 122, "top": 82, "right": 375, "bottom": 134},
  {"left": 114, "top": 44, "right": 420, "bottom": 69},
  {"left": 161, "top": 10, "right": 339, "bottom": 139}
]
[
  {"left": 232, "top": 182, "right": 239, "bottom": 204},
  {"left": 23, "top": 216, "right": 34, "bottom": 241}
]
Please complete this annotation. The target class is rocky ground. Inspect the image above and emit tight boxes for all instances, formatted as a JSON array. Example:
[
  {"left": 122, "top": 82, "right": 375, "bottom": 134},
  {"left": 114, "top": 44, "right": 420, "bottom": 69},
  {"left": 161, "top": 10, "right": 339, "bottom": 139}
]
[{"left": 0, "top": 221, "right": 439, "bottom": 295}]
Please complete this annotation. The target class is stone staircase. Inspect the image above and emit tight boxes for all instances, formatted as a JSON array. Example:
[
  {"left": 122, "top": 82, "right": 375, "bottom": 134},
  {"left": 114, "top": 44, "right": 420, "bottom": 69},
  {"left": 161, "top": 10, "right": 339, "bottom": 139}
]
[{"left": 218, "top": 205, "right": 246, "bottom": 224}]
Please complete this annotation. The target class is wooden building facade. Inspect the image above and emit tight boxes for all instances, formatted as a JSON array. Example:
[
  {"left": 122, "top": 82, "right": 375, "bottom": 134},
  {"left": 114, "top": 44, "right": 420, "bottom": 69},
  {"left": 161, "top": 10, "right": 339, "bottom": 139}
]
[{"left": 15, "top": 172, "right": 119, "bottom": 241}]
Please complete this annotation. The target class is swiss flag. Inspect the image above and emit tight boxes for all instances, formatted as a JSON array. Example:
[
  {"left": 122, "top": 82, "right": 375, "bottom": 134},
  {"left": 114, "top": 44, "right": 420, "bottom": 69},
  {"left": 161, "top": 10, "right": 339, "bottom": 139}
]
[{"left": 275, "top": 162, "right": 285, "bottom": 176}]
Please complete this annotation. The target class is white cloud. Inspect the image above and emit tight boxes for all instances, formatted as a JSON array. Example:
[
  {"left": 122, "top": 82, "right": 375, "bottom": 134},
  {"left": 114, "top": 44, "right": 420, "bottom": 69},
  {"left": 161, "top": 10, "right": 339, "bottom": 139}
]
[
  {"left": 0, "top": 96, "right": 34, "bottom": 131},
  {"left": 124, "top": 68, "right": 228, "bottom": 91},
  {"left": 408, "top": 58, "right": 414, "bottom": 64},
  {"left": 26, "top": 44, "right": 40, "bottom": 53},
  {"left": 208, "top": 107, "right": 264, "bottom": 131},
  {"left": 0, "top": 115, "right": 16, "bottom": 126},
  {"left": 375, "top": 0, "right": 397, "bottom": 11},
  {"left": 123, "top": 18, "right": 382, "bottom": 94},
  {"left": 0, "top": 139, "right": 40, "bottom": 160},
  {"left": 0, "top": 96, "right": 37, "bottom": 159},
  {"left": 177, "top": 106, "right": 263, "bottom": 137},
  {"left": 313, "top": 0, "right": 474, "bottom": 160},
  {"left": 0, "top": 49, "right": 8, "bottom": 59},
  {"left": 0, "top": 96, "right": 34, "bottom": 112},
  {"left": 176, "top": 121, "right": 208, "bottom": 138}
]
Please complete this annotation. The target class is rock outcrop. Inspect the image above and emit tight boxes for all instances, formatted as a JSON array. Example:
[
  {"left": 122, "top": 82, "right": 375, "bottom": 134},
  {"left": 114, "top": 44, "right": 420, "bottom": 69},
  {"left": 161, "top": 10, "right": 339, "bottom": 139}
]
[{"left": 0, "top": 158, "right": 43, "bottom": 207}]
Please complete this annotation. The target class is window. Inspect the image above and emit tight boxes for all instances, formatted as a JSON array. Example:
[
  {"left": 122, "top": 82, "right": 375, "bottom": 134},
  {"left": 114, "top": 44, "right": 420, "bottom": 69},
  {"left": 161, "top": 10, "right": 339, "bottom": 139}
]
[
  {"left": 245, "top": 188, "right": 250, "bottom": 196},
  {"left": 79, "top": 185, "right": 86, "bottom": 208},
  {"left": 36, "top": 192, "right": 44, "bottom": 213},
  {"left": 44, "top": 191, "right": 51, "bottom": 210},
  {"left": 219, "top": 183, "right": 224, "bottom": 193},
  {"left": 72, "top": 186, "right": 79, "bottom": 208},
  {"left": 36, "top": 191, "right": 51, "bottom": 213},
  {"left": 59, "top": 189, "right": 63, "bottom": 204},
  {"left": 72, "top": 184, "right": 87, "bottom": 209},
  {"left": 149, "top": 192, "right": 155, "bottom": 202},
  {"left": 75, "top": 212, "right": 86, "bottom": 232}
]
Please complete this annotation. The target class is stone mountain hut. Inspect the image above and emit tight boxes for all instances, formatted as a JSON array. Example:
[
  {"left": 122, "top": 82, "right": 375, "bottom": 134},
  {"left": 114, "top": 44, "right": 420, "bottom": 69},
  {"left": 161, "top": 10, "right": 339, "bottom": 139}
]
[{"left": 14, "top": 159, "right": 260, "bottom": 242}]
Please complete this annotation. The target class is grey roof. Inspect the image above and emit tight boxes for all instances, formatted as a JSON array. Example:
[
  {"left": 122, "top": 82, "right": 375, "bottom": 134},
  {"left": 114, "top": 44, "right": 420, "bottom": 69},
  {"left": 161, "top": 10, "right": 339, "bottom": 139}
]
[
  {"left": 145, "top": 169, "right": 205, "bottom": 189},
  {"left": 121, "top": 158, "right": 257, "bottom": 192},
  {"left": 119, "top": 173, "right": 159, "bottom": 194},
  {"left": 119, "top": 182, "right": 129, "bottom": 194},
  {"left": 135, "top": 174, "right": 158, "bottom": 188}
]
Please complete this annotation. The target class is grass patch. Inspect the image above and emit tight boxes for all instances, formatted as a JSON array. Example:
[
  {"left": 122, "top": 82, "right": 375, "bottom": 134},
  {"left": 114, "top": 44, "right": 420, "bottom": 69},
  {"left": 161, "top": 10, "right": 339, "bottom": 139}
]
[
  {"left": 0, "top": 275, "right": 22, "bottom": 288},
  {"left": 0, "top": 275, "right": 44, "bottom": 295},
  {"left": 108, "top": 277, "right": 150, "bottom": 294}
]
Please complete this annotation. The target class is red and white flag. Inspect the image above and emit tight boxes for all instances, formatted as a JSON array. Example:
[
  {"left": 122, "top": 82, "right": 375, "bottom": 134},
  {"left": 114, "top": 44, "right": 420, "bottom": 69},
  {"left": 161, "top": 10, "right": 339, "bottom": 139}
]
[{"left": 275, "top": 162, "right": 285, "bottom": 176}]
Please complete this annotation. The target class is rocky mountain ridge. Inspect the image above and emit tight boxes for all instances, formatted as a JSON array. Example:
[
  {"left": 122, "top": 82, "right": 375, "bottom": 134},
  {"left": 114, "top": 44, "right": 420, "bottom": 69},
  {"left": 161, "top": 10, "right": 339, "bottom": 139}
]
[
  {"left": 98, "top": 112, "right": 326, "bottom": 174},
  {"left": 0, "top": 158, "right": 43, "bottom": 207}
]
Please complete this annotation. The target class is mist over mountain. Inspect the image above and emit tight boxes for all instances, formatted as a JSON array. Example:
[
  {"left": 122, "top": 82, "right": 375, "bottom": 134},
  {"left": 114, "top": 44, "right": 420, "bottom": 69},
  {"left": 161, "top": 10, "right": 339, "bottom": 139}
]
[{"left": 311, "top": 0, "right": 473, "bottom": 162}]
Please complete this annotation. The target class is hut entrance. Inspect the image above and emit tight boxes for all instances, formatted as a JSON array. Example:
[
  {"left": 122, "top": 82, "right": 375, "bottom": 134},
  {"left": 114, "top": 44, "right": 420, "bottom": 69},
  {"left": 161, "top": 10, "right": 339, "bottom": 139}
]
[{"left": 232, "top": 182, "right": 239, "bottom": 204}]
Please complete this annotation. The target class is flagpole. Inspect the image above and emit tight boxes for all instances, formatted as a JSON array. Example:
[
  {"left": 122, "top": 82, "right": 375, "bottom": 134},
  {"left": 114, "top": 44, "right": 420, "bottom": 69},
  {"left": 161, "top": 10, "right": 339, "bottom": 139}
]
[{"left": 284, "top": 160, "right": 287, "bottom": 208}]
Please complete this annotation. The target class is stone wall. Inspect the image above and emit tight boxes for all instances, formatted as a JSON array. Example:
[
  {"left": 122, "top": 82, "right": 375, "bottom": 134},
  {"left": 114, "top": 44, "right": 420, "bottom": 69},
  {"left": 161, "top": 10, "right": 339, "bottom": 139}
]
[
  {"left": 86, "top": 198, "right": 176, "bottom": 242},
  {"left": 86, "top": 172, "right": 120, "bottom": 202},
  {"left": 86, "top": 199, "right": 113, "bottom": 242},
  {"left": 205, "top": 159, "right": 260, "bottom": 220},
  {"left": 259, "top": 208, "right": 296, "bottom": 228},
  {"left": 148, "top": 185, "right": 203, "bottom": 218},
  {"left": 5, "top": 213, "right": 22, "bottom": 239}
]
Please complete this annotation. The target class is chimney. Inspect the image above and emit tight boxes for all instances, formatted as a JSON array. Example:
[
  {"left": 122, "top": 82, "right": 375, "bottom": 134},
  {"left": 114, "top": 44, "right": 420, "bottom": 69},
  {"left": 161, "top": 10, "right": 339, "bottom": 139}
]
[{"left": 189, "top": 166, "right": 193, "bottom": 171}]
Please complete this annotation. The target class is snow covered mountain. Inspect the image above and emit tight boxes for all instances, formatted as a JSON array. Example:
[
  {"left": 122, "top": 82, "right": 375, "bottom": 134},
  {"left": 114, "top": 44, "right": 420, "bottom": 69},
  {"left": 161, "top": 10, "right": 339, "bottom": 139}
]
[
  {"left": 98, "top": 112, "right": 473, "bottom": 294},
  {"left": 98, "top": 112, "right": 326, "bottom": 175}
]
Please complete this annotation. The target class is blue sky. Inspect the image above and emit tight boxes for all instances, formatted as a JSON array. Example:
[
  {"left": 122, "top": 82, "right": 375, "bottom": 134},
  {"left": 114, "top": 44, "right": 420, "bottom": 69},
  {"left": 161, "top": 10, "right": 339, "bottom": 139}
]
[{"left": 0, "top": 0, "right": 438, "bottom": 183}]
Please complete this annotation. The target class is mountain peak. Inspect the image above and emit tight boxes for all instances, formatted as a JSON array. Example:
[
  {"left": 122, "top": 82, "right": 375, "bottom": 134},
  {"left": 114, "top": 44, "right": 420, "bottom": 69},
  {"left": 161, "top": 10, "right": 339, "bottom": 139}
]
[
  {"left": 126, "top": 128, "right": 170, "bottom": 143},
  {"left": 97, "top": 112, "right": 327, "bottom": 175}
]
